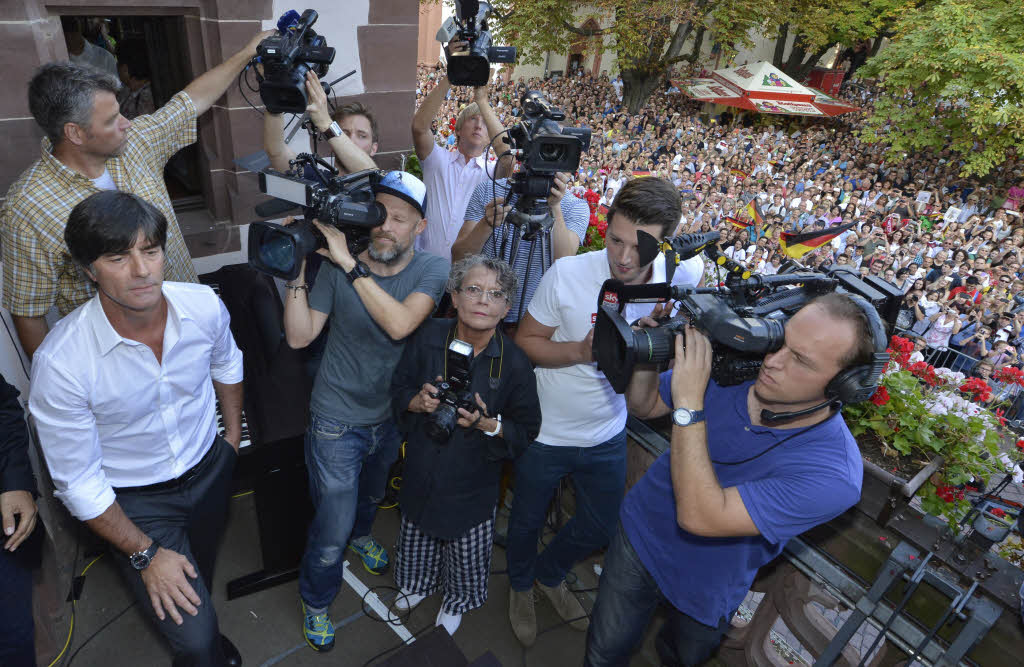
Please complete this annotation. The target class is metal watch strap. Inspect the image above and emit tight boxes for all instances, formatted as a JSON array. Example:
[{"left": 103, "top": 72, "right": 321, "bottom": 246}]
[{"left": 322, "top": 121, "right": 342, "bottom": 140}]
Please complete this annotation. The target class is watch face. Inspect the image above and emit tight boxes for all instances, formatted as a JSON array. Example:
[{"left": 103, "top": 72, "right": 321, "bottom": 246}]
[
  {"left": 130, "top": 552, "right": 151, "bottom": 570},
  {"left": 674, "top": 409, "right": 693, "bottom": 426}
]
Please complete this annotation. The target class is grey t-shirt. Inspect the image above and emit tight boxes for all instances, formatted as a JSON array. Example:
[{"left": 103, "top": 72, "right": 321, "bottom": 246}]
[{"left": 308, "top": 251, "right": 450, "bottom": 425}]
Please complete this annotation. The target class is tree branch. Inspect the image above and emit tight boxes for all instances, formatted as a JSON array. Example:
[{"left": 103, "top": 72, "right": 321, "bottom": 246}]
[{"left": 561, "top": 20, "right": 609, "bottom": 37}]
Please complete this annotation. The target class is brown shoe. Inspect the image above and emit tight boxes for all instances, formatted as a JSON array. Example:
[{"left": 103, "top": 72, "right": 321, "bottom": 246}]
[
  {"left": 537, "top": 581, "right": 590, "bottom": 631},
  {"left": 509, "top": 587, "right": 537, "bottom": 646}
]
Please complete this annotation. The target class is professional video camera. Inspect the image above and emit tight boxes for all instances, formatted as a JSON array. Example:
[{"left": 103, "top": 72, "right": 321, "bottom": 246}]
[
  {"left": 439, "top": 0, "right": 516, "bottom": 86},
  {"left": 503, "top": 91, "right": 592, "bottom": 236},
  {"left": 593, "top": 231, "right": 901, "bottom": 394},
  {"left": 247, "top": 156, "right": 386, "bottom": 280},
  {"left": 425, "top": 339, "right": 478, "bottom": 443},
  {"left": 254, "top": 9, "right": 336, "bottom": 114}
]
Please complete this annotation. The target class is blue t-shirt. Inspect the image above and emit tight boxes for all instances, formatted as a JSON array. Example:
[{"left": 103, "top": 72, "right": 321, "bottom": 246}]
[{"left": 620, "top": 375, "right": 862, "bottom": 626}]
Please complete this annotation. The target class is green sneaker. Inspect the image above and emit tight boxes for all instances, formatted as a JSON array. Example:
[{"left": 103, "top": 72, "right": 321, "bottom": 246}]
[
  {"left": 301, "top": 599, "right": 335, "bottom": 652},
  {"left": 348, "top": 536, "right": 390, "bottom": 575}
]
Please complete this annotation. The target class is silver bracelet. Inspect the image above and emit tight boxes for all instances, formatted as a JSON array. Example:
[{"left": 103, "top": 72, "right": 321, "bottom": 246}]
[
  {"left": 483, "top": 414, "right": 502, "bottom": 437},
  {"left": 285, "top": 283, "right": 309, "bottom": 293}
]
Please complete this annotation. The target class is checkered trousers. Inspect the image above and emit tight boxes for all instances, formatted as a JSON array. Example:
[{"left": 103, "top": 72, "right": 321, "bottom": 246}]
[{"left": 394, "top": 511, "right": 495, "bottom": 615}]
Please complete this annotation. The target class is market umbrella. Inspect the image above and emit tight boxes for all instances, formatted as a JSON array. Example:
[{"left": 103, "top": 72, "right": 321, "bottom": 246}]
[{"left": 679, "top": 61, "right": 860, "bottom": 117}]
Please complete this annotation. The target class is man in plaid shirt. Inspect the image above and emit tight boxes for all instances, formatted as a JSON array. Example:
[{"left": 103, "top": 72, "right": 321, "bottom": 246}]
[{"left": 1, "top": 28, "right": 274, "bottom": 358}]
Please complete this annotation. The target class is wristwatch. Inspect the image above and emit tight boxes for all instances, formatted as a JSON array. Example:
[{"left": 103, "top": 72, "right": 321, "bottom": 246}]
[
  {"left": 321, "top": 121, "right": 343, "bottom": 140},
  {"left": 483, "top": 414, "right": 502, "bottom": 437},
  {"left": 345, "top": 261, "right": 370, "bottom": 283},
  {"left": 130, "top": 539, "right": 161, "bottom": 571},
  {"left": 671, "top": 407, "right": 705, "bottom": 427}
]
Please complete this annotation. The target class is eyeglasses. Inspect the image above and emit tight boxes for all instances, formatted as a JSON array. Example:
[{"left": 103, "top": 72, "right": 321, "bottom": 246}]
[{"left": 460, "top": 284, "right": 508, "bottom": 303}]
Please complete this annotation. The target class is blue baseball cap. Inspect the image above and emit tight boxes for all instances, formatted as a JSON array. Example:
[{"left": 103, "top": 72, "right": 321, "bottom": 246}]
[{"left": 374, "top": 171, "right": 427, "bottom": 218}]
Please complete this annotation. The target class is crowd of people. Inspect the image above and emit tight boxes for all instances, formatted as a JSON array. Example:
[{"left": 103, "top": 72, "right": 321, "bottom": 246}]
[
  {"left": 416, "top": 61, "right": 1024, "bottom": 413},
  {"left": 0, "top": 26, "right": 1019, "bottom": 666}
]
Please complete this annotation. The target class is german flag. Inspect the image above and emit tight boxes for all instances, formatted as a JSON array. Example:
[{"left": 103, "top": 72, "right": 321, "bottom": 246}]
[
  {"left": 726, "top": 216, "right": 751, "bottom": 230},
  {"left": 632, "top": 170, "right": 652, "bottom": 178},
  {"left": 780, "top": 222, "right": 856, "bottom": 259},
  {"left": 730, "top": 168, "right": 748, "bottom": 181},
  {"left": 742, "top": 197, "right": 764, "bottom": 226}
]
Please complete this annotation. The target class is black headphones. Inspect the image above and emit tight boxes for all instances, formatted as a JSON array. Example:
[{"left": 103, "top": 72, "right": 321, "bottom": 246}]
[{"left": 823, "top": 294, "right": 891, "bottom": 405}]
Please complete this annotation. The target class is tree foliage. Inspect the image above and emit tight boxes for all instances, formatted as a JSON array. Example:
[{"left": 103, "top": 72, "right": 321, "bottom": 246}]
[{"left": 859, "top": 0, "right": 1024, "bottom": 177}]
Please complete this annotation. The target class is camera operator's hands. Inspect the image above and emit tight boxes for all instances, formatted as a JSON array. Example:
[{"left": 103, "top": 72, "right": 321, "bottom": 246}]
[
  {"left": 634, "top": 302, "right": 669, "bottom": 330},
  {"left": 473, "top": 68, "right": 491, "bottom": 102},
  {"left": 456, "top": 393, "right": 491, "bottom": 430},
  {"left": 314, "top": 220, "right": 357, "bottom": 272},
  {"left": 671, "top": 326, "right": 712, "bottom": 409},
  {"left": 483, "top": 197, "right": 512, "bottom": 229},
  {"left": 244, "top": 29, "right": 278, "bottom": 58},
  {"left": 410, "top": 378, "right": 443, "bottom": 414},
  {"left": 548, "top": 172, "right": 569, "bottom": 209},
  {"left": 577, "top": 326, "right": 596, "bottom": 364},
  {"left": 304, "top": 70, "right": 332, "bottom": 132}
]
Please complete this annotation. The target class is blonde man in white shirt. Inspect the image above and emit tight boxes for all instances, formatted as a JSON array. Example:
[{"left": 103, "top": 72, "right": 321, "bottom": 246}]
[
  {"left": 412, "top": 71, "right": 510, "bottom": 259},
  {"left": 30, "top": 191, "right": 244, "bottom": 667}
]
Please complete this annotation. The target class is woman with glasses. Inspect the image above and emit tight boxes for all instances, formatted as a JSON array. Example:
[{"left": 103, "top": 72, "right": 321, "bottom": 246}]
[{"left": 389, "top": 255, "right": 541, "bottom": 635}]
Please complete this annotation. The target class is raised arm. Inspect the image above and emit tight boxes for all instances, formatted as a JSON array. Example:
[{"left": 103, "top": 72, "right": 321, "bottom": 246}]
[
  {"left": 412, "top": 75, "right": 448, "bottom": 160},
  {"left": 473, "top": 82, "right": 512, "bottom": 179},
  {"left": 184, "top": 29, "right": 275, "bottom": 116}
]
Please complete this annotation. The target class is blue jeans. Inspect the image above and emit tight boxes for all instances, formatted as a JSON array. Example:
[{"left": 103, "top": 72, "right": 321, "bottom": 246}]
[
  {"left": 299, "top": 413, "right": 400, "bottom": 610},
  {"left": 507, "top": 430, "right": 627, "bottom": 591},
  {"left": 585, "top": 522, "right": 731, "bottom": 667}
]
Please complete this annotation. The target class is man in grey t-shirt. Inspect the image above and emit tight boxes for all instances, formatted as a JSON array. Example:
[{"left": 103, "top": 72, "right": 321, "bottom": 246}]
[
  {"left": 451, "top": 173, "right": 589, "bottom": 325},
  {"left": 281, "top": 171, "right": 449, "bottom": 652}
]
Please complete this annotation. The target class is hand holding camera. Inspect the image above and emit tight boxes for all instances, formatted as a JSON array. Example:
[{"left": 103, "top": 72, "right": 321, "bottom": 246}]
[
  {"left": 411, "top": 378, "right": 443, "bottom": 414},
  {"left": 314, "top": 220, "right": 356, "bottom": 272},
  {"left": 456, "top": 393, "right": 491, "bottom": 429}
]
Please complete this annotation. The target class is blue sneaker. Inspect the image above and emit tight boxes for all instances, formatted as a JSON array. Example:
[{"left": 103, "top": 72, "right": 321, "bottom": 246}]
[
  {"left": 348, "top": 537, "right": 390, "bottom": 575},
  {"left": 301, "top": 599, "right": 335, "bottom": 652}
]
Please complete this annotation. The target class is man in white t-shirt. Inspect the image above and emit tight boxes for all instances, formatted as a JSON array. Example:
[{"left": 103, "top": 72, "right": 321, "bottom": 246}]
[
  {"left": 507, "top": 178, "right": 701, "bottom": 647},
  {"left": 411, "top": 73, "right": 509, "bottom": 259},
  {"left": 63, "top": 18, "right": 118, "bottom": 78}
]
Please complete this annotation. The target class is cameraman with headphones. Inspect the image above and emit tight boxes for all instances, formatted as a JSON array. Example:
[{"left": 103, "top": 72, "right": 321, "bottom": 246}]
[{"left": 585, "top": 292, "right": 884, "bottom": 666}]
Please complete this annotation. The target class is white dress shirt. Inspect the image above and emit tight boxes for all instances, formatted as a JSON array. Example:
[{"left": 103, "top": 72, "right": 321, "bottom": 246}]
[
  {"left": 417, "top": 143, "right": 495, "bottom": 259},
  {"left": 29, "top": 282, "right": 244, "bottom": 520}
]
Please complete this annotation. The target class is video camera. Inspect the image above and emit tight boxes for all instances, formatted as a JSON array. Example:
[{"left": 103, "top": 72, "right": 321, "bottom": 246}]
[
  {"left": 247, "top": 156, "right": 386, "bottom": 280},
  {"left": 503, "top": 91, "right": 592, "bottom": 236},
  {"left": 593, "top": 231, "right": 901, "bottom": 393},
  {"left": 255, "top": 9, "right": 336, "bottom": 114},
  {"left": 441, "top": 0, "right": 516, "bottom": 86},
  {"left": 425, "top": 338, "right": 478, "bottom": 443}
]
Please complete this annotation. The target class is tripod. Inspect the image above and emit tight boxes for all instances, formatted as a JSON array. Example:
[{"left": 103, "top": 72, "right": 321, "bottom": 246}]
[{"left": 496, "top": 201, "right": 556, "bottom": 324}]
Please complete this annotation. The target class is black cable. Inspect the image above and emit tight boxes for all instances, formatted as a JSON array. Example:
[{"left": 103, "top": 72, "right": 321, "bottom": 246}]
[
  {"left": 65, "top": 602, "right": 136, "bottom": 666},
  {"left": 237, "top": 65, "right": 263, "bottom": 116},
  {"left": 359, "top": 584, "right": 418, "bottom": 627},
  {"left": 0, "top": 311, "right": 29, "bottom": 381}
]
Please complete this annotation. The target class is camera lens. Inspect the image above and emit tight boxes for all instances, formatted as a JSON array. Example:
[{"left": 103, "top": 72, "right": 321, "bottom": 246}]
[
  {"left": 539, "top": 142, "right": 567, "bottom": 163},
  {"left": 258, "top": 232, "right": 297, "bottom": 274},
  {"left": 425, "top": 404, "right": 458, "bottom": 443}
]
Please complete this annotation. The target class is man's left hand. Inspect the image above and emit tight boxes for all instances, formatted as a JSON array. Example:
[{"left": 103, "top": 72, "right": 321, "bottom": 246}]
[
  {"left": 314, "top": 220, "right": 356, "bottom": 272},
  {"left": 243, "top": 29, "right": 277, "bottom": 58},
  {"left": 473, "top": 68, "right": 491, "bottom": 102},
  {"left": 305, "top": 70, "right": 332, "bottom": 132},
  {"left": 223, "top": 431, "right": 242, "bottom": 453},
  {"left": 671, "top": 326, "right": 712, "bottom": 409},
  {"left": 1, "top": 490, "right": 37, "bottom": 552},
  {"left": 457, "top": 393, "right": 492, "bottom": 431},
  {"left": 548, "top": 172, "right": 569, "bottom": 209}
]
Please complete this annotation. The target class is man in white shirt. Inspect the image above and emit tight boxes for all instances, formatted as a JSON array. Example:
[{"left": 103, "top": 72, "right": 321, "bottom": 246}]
[
  {"left": 507, "top": 178, "right": 701, "bottom": 646},
  {"left": 30, "top": 191, "right": 244, "bottom": 667},
  {"left": 63, "top": 17, "right": 118, "bottom": 78},
  {"left": 411, "top": 73, "right": 509, "bottom": 259}
]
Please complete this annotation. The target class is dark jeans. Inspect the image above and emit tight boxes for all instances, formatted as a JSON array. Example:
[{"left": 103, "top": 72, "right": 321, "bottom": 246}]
[
  {"left": 0, "top": 546, "right": 35, "bottom": 666},
  {"left": 299, "top": 414, "right": 401, "bottom": 610},
  {"left": 113, "top": 435, "right": 236, "bottom": 667},
  {"left": 507, "top": 430, "right": 627, "bottom": 591},
  {"left": 585, "top": 522, "right": 731, "bottom": 667}
]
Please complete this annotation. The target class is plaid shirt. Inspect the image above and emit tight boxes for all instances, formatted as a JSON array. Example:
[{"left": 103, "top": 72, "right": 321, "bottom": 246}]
[{"left": 1, "top": 91, "right": 199, "bottom": 317}]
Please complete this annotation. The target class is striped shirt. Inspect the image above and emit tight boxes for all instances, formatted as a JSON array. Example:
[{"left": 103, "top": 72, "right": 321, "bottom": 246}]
[
  {"left": 464, "top": 177, "right": 589, "bottom": 322},
  {"left": 1, "top": 91, "right": 199, "bottom": 317}
]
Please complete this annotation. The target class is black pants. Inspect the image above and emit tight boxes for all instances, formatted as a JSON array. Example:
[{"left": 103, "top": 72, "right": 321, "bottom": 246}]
[
  {"left": 112, "top": 436, "right": 236, "bottom": 666},
  {"left": 585, "top": 522, "right": 731, "bottom": 667},
  {"left": 0, "top": 546, "right": 36, "bottom": 666}
]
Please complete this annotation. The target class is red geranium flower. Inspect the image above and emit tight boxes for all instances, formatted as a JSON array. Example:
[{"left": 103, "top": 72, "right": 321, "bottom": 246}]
[
  {"left": 870, "top": 386, "right": 890, "bottom": 406},
  {"left": 994, "top": 366, "right": 1024, "bottom": 387},
  {"left": 959, "top": 377, "right": 993, "bottom": 403},
  {"left": 991, "top": 507, "right": 1007, "bottom": 518}
]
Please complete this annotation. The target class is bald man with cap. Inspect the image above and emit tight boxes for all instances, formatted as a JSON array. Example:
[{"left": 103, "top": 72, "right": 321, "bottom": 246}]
[{"left": 281, "top": 171, "right": 450, "bottom": 652}]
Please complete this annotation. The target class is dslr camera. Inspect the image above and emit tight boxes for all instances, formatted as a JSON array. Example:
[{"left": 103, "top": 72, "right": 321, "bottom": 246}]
[
  {"left": 255, "top": 9, "right": 336, "bottom": 114},
  {"left": 503, "top": 91, "right": 591, "bottom": 235},
  {"left": 442, "top": 0, "right": 516, "bottom": 86},
  {"left": 425, "top": 339, "right": 478, "bottom": 443},
  {"left": 593, "top": 232, "right": 901, "bottom": 393},
  {"left": 248, "top": 156, "right": 386, "bottom": 280}
]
